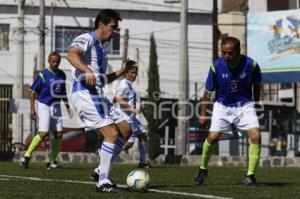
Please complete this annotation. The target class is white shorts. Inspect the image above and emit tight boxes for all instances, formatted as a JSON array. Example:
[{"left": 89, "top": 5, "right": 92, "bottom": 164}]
[
  {"left": 209, "top": 101, "right": 259, "bottom": 133},
  {"left": 71, "top": 90, "right": 129, "bottom": 131},
  {"left": 37, "top": 101, "right": 62, "bottom": 132},
  {"left": 126, "top": 115, "right": 146, "bottom": 143}
]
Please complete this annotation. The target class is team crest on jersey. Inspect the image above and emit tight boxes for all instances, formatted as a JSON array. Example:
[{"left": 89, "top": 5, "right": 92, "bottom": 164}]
[
  {"left": 222, "top": 73, "right": 228, "bottom": 78},
  {"left": 239, "top": 72, "right": 246, "bottom": 79}
]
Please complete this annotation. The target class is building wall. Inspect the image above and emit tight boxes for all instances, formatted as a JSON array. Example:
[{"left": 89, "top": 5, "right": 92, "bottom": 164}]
[
  {"left": 218, "top": 12, "right": 246, "bottom": 54},
  {"left": 0, "top": 0, "right": 213, "bottom": 144},
  {"left": 249, "top": 0, "right": 268, "bottom": 12}
]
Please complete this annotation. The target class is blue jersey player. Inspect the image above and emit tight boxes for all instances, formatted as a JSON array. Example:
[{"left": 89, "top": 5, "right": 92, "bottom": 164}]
[
  {"left": 194, "top": 37, "right": 262, "bottom": 187},
  {"left": 21, "top": 52, "right": 73, "bottom": 170}
]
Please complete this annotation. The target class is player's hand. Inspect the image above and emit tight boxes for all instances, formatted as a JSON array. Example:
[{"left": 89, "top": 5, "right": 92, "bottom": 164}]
[
  {"left": 121, "top": 59, "right": 137, "bottom": 74},
  {"left": 30, "top": 109, "right": 37, "bottom": 121},
  {"left": 67, "top": 107, "right": 73, "bottom": 119},
  {"left": 131, "top": 108, "right": 140, "bottom": 114},
  {"left": 85, "top": 69, "right": 96, "bottom": 88},
  {"left": 198, "top": 115, "right": 206, "bottom": 128}
]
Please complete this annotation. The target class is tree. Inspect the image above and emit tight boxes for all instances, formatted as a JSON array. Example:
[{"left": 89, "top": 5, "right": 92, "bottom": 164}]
[{"left": 145, "top": 33, "right": 161, "bottom": 160}]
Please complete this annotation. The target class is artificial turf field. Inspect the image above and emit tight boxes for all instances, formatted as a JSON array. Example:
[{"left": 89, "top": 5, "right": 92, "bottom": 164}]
[{"left": 0, "top": 162, "right": 299, "bottom": 199}]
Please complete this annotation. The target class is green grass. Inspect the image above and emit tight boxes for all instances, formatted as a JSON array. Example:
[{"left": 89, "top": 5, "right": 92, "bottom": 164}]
[{"left": 0, "top": 162, "right": 300, "bottom": 199}]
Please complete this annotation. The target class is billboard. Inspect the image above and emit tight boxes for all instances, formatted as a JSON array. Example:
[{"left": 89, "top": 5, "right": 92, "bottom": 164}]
[{"left": 248, "top": 10, "right": 300, "bottom": 73}]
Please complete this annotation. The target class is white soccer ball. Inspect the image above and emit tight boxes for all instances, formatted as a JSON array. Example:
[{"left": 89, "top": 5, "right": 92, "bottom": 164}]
[{"left": 126, "top": 169, "right": 150, "bottom": 191}]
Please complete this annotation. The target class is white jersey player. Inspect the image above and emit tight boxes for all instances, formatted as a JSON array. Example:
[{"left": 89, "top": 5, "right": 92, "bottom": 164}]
[
  {"left": 114, "top": 66, "right": 150, "bottom": 168},
  {"left": 67, "top": 9, "right": 133, "bottom": 193}
]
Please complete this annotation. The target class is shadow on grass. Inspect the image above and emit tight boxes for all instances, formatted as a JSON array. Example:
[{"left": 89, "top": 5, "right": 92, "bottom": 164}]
[
  {"left": 150, "top": 184, "right": 196, "bottom": 189},
  {"left": 230, "top": 182, "right": 292, "bottom": 187},
  {"left": 257, "top": 182, "right": 292, "bottom": 187}
]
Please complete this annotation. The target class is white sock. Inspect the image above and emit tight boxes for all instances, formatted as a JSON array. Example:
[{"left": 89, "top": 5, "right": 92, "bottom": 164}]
[
  {"left": 97, "top": 142, "right": 115, "bottom": 186},
  {"left": 138, "top": 141, "right": 147, "bottom": 164}
]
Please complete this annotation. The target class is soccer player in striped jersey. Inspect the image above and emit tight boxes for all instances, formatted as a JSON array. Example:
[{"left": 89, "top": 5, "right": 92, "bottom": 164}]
[
  {"left": 20, "top": 52, "right": 73, "bottom": 170},
  {"left": 114, "top": 66, "right": 150, "bottom": 168},
  {"left": 194, "top": 37, "right": 262, "bottom": 187},
  {"left": 67, "top": 9, "right": 133, "bottom": 193}
]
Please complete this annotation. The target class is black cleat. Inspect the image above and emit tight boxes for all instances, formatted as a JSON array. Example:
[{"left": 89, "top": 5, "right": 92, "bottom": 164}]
[
  {"left": 242, "top": 175, "right": 256, "bottom": 187},
  {"left": 138, "top": 161, "right": 151, "bottom": 169},
  {"left": 90, "top": 171, "right": 117, "bottom": 188},
  {"left": 194, "top": 169, "right": 208, "bottom": 186},
  {"left": 96, "top": 183, "right": 121, "bottom": 193},
  {"left": 20, "top": 157, "right": 30, "bottom": 169},
  {"left": 46, "top": 161, "right": 62, "bottom": 170},
  {"left": 90, "top": 170, "right": 99, "bottom": 182}
]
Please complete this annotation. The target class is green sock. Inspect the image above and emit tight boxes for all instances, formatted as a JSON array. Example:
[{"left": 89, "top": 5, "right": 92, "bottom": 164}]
[
  {"left": 200, "top": 139, "right": 214, "bottom": 170},
  {"left": 50, "top": 138, "right": 60, "bottom": 162},
  {"left": 24, "top": 134, "right": 42, "bottom": 157},
  {"left": 247, "top": 143, "right": 261, "bottom": 176}
]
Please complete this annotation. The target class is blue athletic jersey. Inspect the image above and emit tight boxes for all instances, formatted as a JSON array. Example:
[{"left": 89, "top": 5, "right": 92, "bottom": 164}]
[
  {"left": 205, "top": 55, "right": 261, "bottom": 106},
  {"left": 31, "top": 68, "right": 67, "bottom": 105}
]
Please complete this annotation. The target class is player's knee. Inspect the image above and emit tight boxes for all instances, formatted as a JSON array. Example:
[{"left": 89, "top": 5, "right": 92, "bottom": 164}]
[
  {"left": 248, "top": 128, "right": 261, "bottom": 144},
  {"left": 123, "top": 130, "right": 132, "bottom": 141},
  {"left": 250, "top": 133, "right": 261, "bottom": 144},
  {"left": 138, "top": 134, "right": 146, "bottom": 142},
  {"left": 38, "top": 132, "right": 48, "bottom": 139},
  {"left": 206, "top": 132, "right": 220, "bottom": 144},
  {"left": 117, "top": 122, "right": 132, "bottom": 140},
  {"left": 109, "top": 131, "right": 119, "bottom": 142},
  {"left": 123, "top": 124, "right": 132, "bottom": 139},
  {"left": 124, "top": 142, "right": 133, "bottom": 150}
]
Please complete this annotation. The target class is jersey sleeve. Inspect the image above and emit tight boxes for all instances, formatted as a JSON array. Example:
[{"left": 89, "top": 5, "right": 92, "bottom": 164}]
[
  {"left": 205, "top": 65, "right": 217, "bottom": 92},
  {"left": 69, "top": 33, "right": 92, "bottom": 54},
  {"left": 115, "top": 81, "right": 128, "bottom": 98},
  {"left": 252, "top": 60, "right": 262, "bottom": 83},
  {"left": 31, "top": 73, "right": 44, "bottom": 94}
]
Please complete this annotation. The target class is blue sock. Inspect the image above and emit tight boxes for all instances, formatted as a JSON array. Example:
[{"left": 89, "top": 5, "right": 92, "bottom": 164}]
[
  {"left": 138, "top": 141, "right": 147, "bottom": 164},
  {"left": 112, "top": 137, "right": 125, "bottom": 163}
]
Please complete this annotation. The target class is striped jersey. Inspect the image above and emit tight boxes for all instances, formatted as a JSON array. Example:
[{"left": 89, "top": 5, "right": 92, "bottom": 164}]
[
  {"left": 69, "top": 31, "right": 108, "bottom": 96},
  {"left": 115, "top": 79, "right": 137, "bottom": 111}
]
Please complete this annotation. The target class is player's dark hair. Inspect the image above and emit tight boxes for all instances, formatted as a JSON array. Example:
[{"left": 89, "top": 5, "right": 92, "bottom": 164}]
[
  {"left": 94, "top": 9, "right": 122, "bottom": 30},
  {"left": 221, "top": 37, "right": 240, "bottom": 51},
  {"left": 126, "top": 65, "right": 138, "bottom": 73},
  {"left": 48, "top": 51, "right": 61, "bottom": 59}
]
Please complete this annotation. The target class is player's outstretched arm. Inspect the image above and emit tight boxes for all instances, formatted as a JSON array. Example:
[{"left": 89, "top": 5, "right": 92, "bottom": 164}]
[{"left": 114, "top": 95, "right": 139, "bottom": 114}]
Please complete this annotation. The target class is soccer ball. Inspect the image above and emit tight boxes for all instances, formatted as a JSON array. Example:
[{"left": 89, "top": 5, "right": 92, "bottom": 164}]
[{"left": 126, "top": 169, "right": 150, "bottom": 191}]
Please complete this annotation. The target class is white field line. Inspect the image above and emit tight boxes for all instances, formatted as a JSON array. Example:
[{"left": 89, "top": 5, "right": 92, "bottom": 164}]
[{"left": 0, "top": 175, "right": 234, "bottom": 199}]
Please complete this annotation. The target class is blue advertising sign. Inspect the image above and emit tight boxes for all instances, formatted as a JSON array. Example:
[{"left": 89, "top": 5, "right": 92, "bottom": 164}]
[{"left": 248, "top": 10, "right": 300, "bottom": 74}]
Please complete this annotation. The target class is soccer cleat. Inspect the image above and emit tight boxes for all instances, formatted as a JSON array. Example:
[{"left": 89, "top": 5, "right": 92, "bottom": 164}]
[
  {"left": 46, "top": 161, "right": 62, "bottom": 170},
  {"left": 90, "top": 170, "right": 99, "bottom": 182},
  {"left": 90, "top": 171, "right": 117, "bottom": 188},
  {"left": 194, "top": 169, "right": 208, "bottom": 186},
  {"left": 20, "top": 157, "right": 30, "bottom": 169},
  {"left": 242, "top": 175, "right": 256, "bottom": 186},
  {"left": 137, "top": 161, "right": 151, "bottom": 169},
  {"left": 96, "top": 183, "right": 121, "bottom": 193}
]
